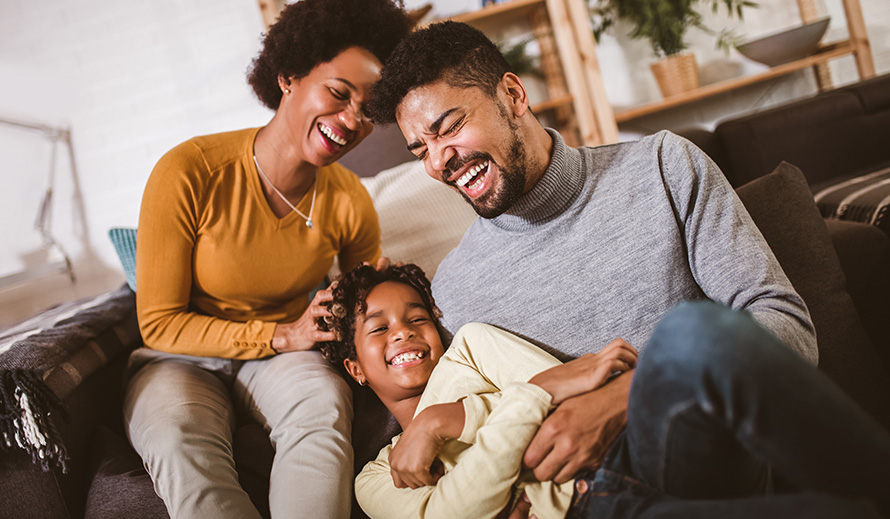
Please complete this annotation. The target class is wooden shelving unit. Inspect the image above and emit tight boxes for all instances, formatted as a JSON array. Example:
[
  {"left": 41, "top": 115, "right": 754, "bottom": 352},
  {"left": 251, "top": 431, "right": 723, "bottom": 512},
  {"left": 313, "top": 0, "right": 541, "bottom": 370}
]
[
  {"left": 450, "top": 0, "right": 874, "bottom": 133},
  {"left": 615, "top": 40, "right": 862, "bottom": 122},
  {"left": 449, "top": 0, "right": 619, "bottom": 146}
]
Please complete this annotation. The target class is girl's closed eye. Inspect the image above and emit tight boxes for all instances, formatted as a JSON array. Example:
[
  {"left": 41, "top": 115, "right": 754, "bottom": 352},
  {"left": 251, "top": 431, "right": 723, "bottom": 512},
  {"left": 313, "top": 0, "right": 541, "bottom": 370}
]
[{"left": 329, "top": 87, "right": 348, "bottom": 100}]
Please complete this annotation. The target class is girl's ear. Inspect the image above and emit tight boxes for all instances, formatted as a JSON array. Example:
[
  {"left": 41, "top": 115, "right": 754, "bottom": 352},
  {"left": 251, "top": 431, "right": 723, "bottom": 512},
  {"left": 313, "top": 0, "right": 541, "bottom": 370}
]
[{"left": 343, "top": 358, "right": 366, "bottom": 386}]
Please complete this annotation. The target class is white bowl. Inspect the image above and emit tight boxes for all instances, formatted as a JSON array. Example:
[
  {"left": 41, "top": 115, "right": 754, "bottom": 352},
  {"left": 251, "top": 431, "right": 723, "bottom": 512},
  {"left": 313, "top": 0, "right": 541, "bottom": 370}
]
[{"left": 737, "top": 17, "right": 831, "bottom": 67}]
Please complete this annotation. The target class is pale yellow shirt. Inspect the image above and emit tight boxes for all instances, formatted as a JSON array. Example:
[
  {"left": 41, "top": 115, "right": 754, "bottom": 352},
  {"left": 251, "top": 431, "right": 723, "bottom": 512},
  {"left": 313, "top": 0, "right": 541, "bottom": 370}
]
[{"left": 355, "top": 323, "right": 574, "bottom": 519}]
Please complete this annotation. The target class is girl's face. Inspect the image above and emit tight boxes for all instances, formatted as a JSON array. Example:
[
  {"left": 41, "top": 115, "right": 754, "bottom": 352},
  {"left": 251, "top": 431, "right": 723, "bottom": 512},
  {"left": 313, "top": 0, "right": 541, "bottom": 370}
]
[
  {"left": 279, "top": 46, "right": 381, "bottom": 167},
  {"left": 345, "top": 281, "right": 445, "bottom": 404}
]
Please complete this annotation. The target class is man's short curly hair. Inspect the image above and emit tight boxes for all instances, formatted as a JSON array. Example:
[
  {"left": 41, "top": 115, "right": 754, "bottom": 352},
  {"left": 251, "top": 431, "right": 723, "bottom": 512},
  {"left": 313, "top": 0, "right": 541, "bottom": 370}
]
[
  {"left": 246, "top": 0, "right": 412, "bottom": 110},
  {"left": 318, "top": 263, "right": 446, "bottom": 371},
  {"left": 366, "top": 21, "right": 512, "bottom": 125}
]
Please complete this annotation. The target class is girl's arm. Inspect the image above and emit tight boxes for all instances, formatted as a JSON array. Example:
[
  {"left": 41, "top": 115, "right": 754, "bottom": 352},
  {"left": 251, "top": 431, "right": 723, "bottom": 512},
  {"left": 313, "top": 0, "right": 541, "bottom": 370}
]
[{"left": 355, "top": 382, "right": 554, "bottom": 519}]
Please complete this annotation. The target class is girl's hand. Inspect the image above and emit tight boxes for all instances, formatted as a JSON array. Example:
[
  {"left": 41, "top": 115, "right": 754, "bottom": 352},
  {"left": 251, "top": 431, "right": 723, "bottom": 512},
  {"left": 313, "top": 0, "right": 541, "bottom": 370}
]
[
  {"left": 388, "top": 402, "right": 465, "bottom": 489},
  {"left": 271, "top": 288, "right": 336, "bottom": 352},
  {"left": 528, "top": 338, "right": 638, "bottom": 405}
]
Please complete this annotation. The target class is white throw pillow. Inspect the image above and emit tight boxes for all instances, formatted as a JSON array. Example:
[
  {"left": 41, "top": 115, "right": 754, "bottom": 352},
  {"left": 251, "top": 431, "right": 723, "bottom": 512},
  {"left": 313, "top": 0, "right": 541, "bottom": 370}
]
[{"left": 333, "top": 160, "right": 477, "bottom": 279}]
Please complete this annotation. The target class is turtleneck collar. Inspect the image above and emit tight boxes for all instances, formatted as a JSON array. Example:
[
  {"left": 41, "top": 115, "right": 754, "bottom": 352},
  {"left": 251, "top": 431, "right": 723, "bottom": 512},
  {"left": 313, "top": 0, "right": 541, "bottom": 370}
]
[{"left": 489, "top": 129, "right": 585, "bottom": 232}]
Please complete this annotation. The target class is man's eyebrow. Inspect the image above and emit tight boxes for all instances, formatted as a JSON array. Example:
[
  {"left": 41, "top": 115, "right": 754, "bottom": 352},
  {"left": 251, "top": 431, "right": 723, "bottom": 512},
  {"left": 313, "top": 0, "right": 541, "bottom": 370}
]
[{"left": 406, "top": 108, "right": 457, "bottom": 152}]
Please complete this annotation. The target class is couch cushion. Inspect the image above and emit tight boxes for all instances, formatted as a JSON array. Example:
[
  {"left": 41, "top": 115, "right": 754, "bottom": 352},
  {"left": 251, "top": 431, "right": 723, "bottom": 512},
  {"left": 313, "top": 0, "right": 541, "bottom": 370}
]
[
  {"left": 108, "top": 228, "right": 138, "bottom": 292},
  {"left": 715, "top": 74, "right": 890, "bottom": 188},
  {"left": 84, "top": 425, "right": 168, "bottom": 519},
  {"left": 735, "top": 162, "right": 890, "bottom": 429},
  {"left": 356, "top": 160, "right": 477, "bottom": 278}
]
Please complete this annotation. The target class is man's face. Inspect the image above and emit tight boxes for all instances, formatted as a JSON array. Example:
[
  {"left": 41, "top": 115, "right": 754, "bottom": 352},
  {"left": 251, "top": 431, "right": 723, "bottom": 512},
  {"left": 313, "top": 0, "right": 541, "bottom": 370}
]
[{"left": 395, "top": 79, "right": 531, "bottom": 219}]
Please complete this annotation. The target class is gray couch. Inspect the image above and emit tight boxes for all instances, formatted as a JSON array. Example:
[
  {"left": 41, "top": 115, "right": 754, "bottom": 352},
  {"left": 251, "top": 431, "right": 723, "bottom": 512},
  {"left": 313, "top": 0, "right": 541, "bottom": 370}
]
[{"left": 2, "top": 74, "right": 890, "bottom": 519}]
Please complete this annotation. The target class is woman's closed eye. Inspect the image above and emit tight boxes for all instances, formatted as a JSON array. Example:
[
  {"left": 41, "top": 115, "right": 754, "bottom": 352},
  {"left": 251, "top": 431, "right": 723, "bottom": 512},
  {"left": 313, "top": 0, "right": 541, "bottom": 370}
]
[{"left": 329, "top": 87, "right": 348, "bottom": 101}]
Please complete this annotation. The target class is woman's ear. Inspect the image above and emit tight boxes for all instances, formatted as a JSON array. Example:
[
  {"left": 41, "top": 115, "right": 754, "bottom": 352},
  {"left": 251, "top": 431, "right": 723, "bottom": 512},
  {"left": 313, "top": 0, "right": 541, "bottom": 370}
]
[
  {"left": 499, "top": 72, "right": 530, "bottom": 118},
  {"left": 343, "top": 358, "right": 367, "bottom": 386},
  {"left": 278, "top": 74, "right": 293, "bottom": 95}
]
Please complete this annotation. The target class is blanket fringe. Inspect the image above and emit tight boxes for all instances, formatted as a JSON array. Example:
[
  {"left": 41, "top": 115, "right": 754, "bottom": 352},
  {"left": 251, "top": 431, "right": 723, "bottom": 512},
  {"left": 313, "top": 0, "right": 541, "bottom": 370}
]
[{"left": 0, "top": 370, "right": 69, "bottom": 473}]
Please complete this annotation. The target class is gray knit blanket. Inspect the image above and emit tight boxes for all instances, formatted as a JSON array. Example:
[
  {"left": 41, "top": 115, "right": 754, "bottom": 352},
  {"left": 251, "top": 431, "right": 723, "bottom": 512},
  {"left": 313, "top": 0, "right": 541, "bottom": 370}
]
[{"left": 0, "top": 284, "right": 139, "bottom": 472}]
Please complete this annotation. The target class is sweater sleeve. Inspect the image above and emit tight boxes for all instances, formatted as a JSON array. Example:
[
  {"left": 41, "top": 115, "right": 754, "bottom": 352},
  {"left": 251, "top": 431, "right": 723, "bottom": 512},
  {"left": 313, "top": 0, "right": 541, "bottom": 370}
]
[
  {"left": 355, "top": 382, "right": 553, "bottom": 519},
  {"left": 659, "top": 132, "right": 817, "bottom": 363},
  {"left": 136, "top": 142, "right": 276, "bottom": 359}
]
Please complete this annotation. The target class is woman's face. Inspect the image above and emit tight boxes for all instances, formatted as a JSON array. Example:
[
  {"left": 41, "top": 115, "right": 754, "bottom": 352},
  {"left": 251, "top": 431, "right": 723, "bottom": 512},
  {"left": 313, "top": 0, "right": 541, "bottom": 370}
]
[
  {"left": 345, "top": 281, "right": 445, "bottom": 404},
  {"left": 279, "top": 46, "right": 381, "bottom": 167}
]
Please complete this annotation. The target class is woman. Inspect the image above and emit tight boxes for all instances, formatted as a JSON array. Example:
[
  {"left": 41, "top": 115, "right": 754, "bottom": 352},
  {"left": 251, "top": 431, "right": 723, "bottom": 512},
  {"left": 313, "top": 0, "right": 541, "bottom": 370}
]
[{"left": 123, "top": 1, "right": 412, "bottom": 518}]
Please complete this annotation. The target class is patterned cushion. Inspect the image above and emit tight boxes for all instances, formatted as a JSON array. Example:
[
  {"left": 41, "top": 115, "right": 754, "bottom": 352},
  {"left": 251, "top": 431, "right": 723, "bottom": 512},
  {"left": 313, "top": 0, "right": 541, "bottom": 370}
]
[
  {"left": 736, "top": 162, "right": 890, "bottom": 428},
  {"left": 108, "top": 228, "right": 137, "bottom": 291},
  {"left": 814, "top": 165, "right": 890, "bottom": 237}
]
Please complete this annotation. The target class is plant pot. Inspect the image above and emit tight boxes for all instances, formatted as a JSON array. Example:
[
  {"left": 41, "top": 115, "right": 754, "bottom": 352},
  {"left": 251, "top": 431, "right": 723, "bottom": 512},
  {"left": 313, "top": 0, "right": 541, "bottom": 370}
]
[{"left": 650, "top": 53, "right": 700, "bottom": 98}]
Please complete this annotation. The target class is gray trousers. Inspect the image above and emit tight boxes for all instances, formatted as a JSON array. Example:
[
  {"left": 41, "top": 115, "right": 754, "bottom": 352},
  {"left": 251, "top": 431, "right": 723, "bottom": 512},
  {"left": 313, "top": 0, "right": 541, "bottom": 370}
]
[{"left": 123, "top": 348, "right": 353, "bottom": 519}]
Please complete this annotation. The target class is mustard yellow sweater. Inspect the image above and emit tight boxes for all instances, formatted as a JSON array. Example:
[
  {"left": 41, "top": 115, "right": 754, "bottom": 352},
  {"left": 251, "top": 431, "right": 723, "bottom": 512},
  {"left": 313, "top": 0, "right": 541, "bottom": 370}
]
[{"left": 136, "top": 127, "right": 380, "bottom": 359}]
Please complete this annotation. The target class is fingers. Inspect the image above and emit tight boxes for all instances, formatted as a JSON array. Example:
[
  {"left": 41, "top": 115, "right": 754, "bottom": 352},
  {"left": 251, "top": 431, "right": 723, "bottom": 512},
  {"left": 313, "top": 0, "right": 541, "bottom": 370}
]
[
  {"left": 310, "top": 288, "right": 333, "bottom": 304},
  {"left": 375, "top": 256, "right": 391, "bottom": 271}
]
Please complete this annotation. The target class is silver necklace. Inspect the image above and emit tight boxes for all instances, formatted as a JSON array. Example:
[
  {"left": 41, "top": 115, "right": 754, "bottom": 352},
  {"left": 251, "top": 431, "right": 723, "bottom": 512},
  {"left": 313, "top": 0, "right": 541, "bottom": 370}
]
[{"left": 253, "top": 155, "right": 316, "bottom": 229}]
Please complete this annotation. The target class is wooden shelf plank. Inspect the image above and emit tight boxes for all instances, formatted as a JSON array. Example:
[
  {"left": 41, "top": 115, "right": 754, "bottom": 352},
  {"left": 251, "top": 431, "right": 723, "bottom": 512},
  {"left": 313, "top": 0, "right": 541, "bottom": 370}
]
[
  {"left": 451, "top": 0, "right": 546, "bottom": 24},
  {"left": 614, "top": 42, "right": 856, "bottom": 123},
  {"left": 530, "top": 94, "right": 574, "bottom": 112}
]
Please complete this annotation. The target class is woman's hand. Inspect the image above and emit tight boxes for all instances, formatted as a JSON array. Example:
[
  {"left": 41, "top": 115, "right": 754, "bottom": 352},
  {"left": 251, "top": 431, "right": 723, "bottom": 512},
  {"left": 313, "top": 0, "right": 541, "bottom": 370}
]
[
  {"left": 389, "top": 402, "right": 465, "bottom": 489},
  {"left": 271, "top": 288, "right": 337, "bottom": 352},
  {"left": 528, "top": 338, "right": 637, "bottom": 405}
]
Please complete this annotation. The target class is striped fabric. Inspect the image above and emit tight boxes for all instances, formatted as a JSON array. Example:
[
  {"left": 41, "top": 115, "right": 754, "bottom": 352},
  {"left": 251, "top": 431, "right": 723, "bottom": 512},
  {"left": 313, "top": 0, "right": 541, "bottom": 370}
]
[
  {"left": 815, "top": 166, "right": 890, "bottom": 236},
  {"left": 0, "top": 284, "right": 140, "bottom": 472}
]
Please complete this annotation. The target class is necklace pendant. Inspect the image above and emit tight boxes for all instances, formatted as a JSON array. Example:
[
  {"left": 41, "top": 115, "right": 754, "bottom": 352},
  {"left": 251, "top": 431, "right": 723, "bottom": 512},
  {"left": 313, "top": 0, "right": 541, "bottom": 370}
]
[{"left": 306, "top": 219, "right": 314, "bottom": 229}]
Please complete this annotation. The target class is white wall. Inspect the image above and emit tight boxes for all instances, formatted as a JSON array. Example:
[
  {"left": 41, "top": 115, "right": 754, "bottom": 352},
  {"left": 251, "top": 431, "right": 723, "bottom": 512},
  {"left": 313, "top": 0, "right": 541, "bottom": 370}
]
[
  {"left": 0, "top": 0, "right": 273, "bottom": 327},
  {"left": 1, "top": 0, "right": 888, "bottom": 329}
]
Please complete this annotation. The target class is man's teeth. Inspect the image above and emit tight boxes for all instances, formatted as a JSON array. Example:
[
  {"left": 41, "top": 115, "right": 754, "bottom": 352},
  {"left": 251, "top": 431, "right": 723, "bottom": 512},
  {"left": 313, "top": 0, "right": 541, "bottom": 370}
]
[
  {"left": 320, "top": 124, "right": 347, "bottom": 146},
  {"left": 390, "top": 351, "right": 425, "bottom": 366},
  {"left": 456, "top": 161, "right": 489, "bottom": 188}
]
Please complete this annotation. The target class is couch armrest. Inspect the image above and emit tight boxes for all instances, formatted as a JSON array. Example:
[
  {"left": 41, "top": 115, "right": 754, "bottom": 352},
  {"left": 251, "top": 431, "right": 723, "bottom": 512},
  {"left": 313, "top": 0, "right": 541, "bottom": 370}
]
[{"left": 826, "top": 219, "right": 890, "bottom": 368}]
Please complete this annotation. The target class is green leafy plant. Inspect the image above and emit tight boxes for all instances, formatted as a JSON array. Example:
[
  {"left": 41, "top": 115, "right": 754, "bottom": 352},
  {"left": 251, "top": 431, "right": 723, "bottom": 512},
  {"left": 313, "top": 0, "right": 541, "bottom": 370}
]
[
  {"left": 498, "top": 37, "right": 544, "bottom": 78},
  {"left": 589, "top": 0, "right": 756, "bottom": 58}
]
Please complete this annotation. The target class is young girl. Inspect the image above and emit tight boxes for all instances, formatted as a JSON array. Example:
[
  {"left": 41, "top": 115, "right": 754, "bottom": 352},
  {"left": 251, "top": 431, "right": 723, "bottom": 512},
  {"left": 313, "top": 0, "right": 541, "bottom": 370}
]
[{"left": 320, "top": 264, "right": 638, "bottom": 519}]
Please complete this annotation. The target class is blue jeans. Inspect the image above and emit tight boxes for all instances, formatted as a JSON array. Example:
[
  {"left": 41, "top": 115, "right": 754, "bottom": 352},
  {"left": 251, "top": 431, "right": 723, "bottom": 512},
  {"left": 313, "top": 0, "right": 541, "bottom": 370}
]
[{"left": 568, "top": 302, "right": 890, "bottom": 519}]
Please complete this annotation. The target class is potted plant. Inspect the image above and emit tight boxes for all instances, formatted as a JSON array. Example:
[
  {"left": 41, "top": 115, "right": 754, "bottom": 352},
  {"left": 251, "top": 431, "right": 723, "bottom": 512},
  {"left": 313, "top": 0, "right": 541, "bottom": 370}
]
[{"left": 589, "top": 0, "right": 755, "bottom": 97}]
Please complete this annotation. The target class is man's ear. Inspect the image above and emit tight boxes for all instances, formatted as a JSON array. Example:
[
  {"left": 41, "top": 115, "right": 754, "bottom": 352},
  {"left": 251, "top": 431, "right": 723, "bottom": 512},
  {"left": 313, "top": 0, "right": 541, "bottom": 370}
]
[
  {"left": 343, "top": 358, "right": 366, "bottom": 386},
  {"left": 500, "top": 72, "right": 530, "bottom": 118}
]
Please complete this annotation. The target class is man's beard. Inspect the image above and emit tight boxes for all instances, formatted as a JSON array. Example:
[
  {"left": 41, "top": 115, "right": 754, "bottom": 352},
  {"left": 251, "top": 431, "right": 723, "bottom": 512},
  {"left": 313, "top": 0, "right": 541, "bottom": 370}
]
[{"left": 447, "top": 119, "right": 529, "bottom": 219}]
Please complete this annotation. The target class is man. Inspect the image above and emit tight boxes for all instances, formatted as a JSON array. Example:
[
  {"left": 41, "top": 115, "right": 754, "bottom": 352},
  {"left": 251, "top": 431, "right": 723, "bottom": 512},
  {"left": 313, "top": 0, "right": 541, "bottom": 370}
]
[{"left": 365, "top": 21, "right": 890, "bottom": 518}]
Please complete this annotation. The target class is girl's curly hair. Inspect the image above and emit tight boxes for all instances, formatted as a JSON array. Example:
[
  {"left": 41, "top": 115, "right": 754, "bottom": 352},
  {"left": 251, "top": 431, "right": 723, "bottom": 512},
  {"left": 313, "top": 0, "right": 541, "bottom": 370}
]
[
  {"left": 246, "top": 0, "right": 412, "bottom": 110},
  {"left": 318, "top": 263, "right": 445, "bottom": 371}
]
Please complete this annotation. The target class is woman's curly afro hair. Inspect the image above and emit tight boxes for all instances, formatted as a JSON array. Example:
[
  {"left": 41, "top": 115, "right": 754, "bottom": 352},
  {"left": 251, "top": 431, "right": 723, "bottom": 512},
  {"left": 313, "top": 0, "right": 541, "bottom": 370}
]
[
  {"left": 318, "top": 263, "right": 446, "bottom": 372},
  {"left": 247, "top": 0, "right": 412, "bottom": 110}
]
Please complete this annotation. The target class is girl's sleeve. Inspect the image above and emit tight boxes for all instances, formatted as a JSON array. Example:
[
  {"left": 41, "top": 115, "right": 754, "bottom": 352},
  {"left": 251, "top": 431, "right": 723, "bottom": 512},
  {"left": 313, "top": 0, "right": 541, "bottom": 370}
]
[{"left": 354, "top": 382, "right": 553, "bottom": 519}]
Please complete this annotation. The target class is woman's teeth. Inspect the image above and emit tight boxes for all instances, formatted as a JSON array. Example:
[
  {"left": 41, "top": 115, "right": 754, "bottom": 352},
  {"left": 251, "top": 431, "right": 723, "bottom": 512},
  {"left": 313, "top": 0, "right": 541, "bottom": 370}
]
[
  {"left": 320, "top": 124, "right": 346, "bottom": 146},
  {"left": 390, "top": 351, "right": 425, "bottom": 366},
  {"left": 456, "top": 161, "right": 489, "bottom": 188}
]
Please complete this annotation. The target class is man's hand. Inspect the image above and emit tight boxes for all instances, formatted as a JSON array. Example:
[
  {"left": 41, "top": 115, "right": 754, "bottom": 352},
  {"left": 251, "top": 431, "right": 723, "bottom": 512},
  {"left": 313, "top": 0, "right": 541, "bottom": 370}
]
[
  {"left": 523, "top": 370, "right": 633, "bottom": 483},
  {"left": 389, "top": 402, "right": 465, "bottom": 489}
]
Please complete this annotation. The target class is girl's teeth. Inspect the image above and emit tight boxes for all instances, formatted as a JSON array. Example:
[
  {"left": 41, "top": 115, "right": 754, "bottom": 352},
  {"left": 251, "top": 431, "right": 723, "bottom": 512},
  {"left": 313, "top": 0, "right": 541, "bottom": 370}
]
[
  {"left": 320, "top": 124, "right": 347, "bottom": 145},
  {"left": 456, "top": 161, "right": 489, "bottom": 187},
  {"left": 391, "top": 351, "right": 424, "bottom": 365}
]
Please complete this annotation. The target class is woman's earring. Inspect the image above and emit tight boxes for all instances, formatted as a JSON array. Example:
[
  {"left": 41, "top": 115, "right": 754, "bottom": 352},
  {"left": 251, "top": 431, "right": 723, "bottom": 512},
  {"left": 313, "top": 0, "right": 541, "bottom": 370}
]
[{"left": 284, "top": 88, "right": 291, "bottom": 94}]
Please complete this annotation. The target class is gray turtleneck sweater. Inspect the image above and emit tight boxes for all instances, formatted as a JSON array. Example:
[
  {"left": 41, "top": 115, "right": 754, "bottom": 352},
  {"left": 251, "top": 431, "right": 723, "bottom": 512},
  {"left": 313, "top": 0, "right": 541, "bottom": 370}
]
[{"left": 431, "top": 130, "right": 817, "bottom": 364}]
